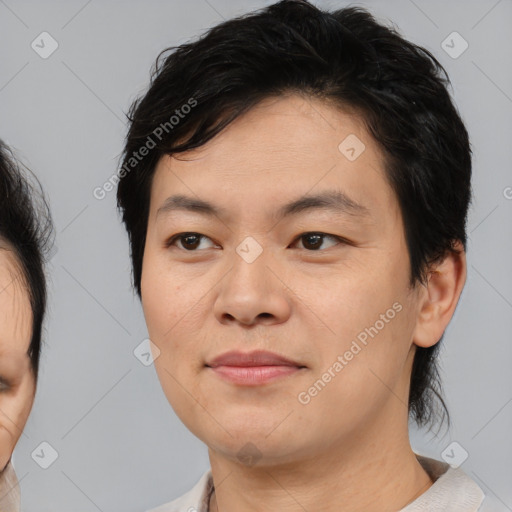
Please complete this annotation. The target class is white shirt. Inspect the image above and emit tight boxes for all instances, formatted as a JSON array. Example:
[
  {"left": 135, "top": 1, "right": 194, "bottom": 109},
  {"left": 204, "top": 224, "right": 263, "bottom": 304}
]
[
  {"left": 146, "top": 455, "right": 495, "bottom": 512},
  {"left": 0, "top": 460, "right": 21, "bottom": 512}
]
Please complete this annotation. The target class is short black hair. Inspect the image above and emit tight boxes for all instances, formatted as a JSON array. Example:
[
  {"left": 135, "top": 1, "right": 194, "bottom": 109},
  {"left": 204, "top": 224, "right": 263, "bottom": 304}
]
[
  {"left": 117, "top": 0, "right": 472, "bottom": 428},
  {"left": 0, "top": 140, "right": 53, "bottom": 381}
]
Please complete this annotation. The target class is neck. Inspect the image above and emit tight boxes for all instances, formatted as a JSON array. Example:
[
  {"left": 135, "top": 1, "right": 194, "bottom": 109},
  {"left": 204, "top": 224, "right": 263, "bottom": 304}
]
[{"left": 207, "top": 409, "right": 433, "bottom": 512}]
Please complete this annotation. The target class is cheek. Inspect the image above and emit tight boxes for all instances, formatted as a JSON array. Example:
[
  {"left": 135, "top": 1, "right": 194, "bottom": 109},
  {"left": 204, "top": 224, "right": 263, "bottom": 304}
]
[
  {"left": 141, "top": 258, "right": 205, "bottom": 346},
  {"left": 0, "top": 427, "right": 14, "bottom": 471},
  {"left": 141, "top": 247, "right": 180, "bottom": 336},
  {"left": 328, "top": 245, "right": 411, "bottom": 347},
  {"left": 302, "top": 270, "right": 414, "bottom": 414},
  {"left": 0, "top": 380, "right": 35, "bottom": 469},
  {"left": 308, "top": 264, "right": 399, "bottom": 346},
  {"left": 142, "top": 234, "right": 206, "bottom": 319},
  {"left": 141, "top": 257, "right": 207, "bottom": 400}
]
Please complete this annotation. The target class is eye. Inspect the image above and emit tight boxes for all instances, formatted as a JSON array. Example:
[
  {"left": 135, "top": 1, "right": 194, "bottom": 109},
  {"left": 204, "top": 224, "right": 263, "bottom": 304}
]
[
  {"left": 0, "top": 377, "right": 10, "bottom": 392},
  {"left": 165, "top": 231, "right": 348, "bottom": 252},
  {"left": 290, "top": 232, "right": 346, "bottom": 251},
  {"left": 165, "top": 232, "right": 218, "bottom": 251}
]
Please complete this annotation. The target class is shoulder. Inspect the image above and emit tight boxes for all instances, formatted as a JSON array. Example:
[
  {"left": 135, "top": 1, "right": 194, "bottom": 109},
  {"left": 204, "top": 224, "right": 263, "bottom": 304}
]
[{"left": 145, "top": 469, "right": 213, "bottom": 512}]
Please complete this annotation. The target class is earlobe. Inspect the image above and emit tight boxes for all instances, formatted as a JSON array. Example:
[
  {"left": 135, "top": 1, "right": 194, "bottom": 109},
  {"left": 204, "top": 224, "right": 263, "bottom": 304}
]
[{"left": 413, "top": 242, "right": 467, "bottom": 349}]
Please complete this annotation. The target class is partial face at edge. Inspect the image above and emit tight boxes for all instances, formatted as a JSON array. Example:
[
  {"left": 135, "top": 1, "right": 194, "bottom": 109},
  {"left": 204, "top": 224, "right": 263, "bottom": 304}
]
[
  {"left": 140, "top": 94, "right": 424, "bottom": 466},
  {"left": 0, "top": 249, "right": 35, "bottom": 471}
]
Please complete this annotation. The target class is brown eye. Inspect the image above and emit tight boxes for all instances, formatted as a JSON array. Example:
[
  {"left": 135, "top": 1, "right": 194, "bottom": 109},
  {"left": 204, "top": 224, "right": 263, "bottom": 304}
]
[
  {"left": 166, "top": 232, "right": 216, "bottom": 251},
  {"left": 292, "top": 232, "right": 344, "bottom": 251}
]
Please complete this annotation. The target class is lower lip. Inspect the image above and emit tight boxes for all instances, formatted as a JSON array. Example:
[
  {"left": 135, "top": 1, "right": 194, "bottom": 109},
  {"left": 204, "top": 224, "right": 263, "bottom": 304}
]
[{"left": 208, "top": 365, "right": 303, "bottom": 385}]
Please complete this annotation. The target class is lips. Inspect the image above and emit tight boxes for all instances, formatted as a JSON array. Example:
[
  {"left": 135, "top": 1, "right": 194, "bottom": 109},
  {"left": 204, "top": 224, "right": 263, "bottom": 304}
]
[
  {"left": 206, "top": 350, "right": 305, "bottom": 368},
  {"left": 205, "top": 350, "right": 306, "bottom": 386}
]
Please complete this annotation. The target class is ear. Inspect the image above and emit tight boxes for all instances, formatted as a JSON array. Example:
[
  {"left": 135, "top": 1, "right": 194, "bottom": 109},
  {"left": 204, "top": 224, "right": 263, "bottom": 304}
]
[{"left": 413, "top": 241, "right": 467, "bottom": 348}]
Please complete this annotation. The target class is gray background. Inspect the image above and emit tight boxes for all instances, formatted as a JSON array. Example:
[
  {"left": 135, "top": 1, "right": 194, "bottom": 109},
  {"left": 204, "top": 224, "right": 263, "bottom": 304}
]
[{"left": 0, "top": 0, "right": 511, "bottom": 510}]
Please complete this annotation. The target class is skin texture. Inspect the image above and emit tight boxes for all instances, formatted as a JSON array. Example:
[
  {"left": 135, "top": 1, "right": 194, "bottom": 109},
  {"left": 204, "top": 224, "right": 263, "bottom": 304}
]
[
  {"left": 141, "top": 94, "right": 466, "bottom": 511},
  {"left": 0, "top": 248, "right": 35, "bottom": 472}
]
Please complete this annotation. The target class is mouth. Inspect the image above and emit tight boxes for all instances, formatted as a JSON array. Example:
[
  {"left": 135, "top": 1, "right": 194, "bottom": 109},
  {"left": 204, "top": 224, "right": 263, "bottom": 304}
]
[{"left": 205, "top": 350, "right": 307, "bottom": 386}]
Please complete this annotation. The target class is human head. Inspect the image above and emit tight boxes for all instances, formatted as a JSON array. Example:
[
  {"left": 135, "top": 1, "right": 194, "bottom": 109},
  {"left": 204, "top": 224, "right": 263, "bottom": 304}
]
[
  {"left": 117, "top": 0, "right": 471, "bottom": 434},
  {"left": 0, "top": 140, "right": 53, "bottom": 471}
]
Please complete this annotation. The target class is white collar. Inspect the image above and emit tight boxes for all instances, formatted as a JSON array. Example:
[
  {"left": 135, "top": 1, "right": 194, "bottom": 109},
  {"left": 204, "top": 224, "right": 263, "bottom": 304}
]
[
  {"left": 0, "top": 460, "right": 21, "bottom": 512},
  {"left": 146, "top": 454, "right": 486, "bottom": 512}
]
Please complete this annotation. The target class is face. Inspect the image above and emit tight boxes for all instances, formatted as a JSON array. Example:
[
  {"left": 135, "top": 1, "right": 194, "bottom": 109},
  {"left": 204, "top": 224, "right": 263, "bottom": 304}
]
[
  {"left": 141, "top": 94, "right": 425, "bottom": 467},
  {"left": 0, "top": 248, "right": 35, "bottom": 471}
]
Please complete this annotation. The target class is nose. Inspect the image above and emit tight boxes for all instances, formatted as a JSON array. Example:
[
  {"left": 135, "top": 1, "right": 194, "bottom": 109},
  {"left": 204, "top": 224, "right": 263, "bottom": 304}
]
[{"left": 212, "top": 243, "right": 292, "bottom": 327}]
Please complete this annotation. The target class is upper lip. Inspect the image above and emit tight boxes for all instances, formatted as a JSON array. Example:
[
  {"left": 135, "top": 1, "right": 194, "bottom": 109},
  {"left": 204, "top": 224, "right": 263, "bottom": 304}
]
[{"left": 206, "top": 350, "right": 305, "bottom": 368}]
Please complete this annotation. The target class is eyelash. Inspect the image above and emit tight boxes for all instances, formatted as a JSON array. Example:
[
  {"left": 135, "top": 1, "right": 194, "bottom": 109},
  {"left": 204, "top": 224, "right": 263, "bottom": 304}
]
[
  {"left": 0, "top": 378, "right": 10, "bottom": 392},
  {"left": 165, "top": 232, "right": 349, "bottom": 252}
]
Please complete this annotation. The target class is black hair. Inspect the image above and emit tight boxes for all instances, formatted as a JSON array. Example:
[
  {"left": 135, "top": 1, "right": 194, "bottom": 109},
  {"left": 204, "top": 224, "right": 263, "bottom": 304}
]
[
  {"left": 0, "top": 140, "right": 53, "bottom": 381},
  {"left": 117, "top": 0, "right": 472, "bottom": 428}
]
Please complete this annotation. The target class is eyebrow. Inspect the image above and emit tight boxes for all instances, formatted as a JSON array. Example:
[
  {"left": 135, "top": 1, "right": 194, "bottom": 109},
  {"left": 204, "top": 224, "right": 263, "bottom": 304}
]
[{"left": 156, "top": 190, "right": 371, "bottom": 222}]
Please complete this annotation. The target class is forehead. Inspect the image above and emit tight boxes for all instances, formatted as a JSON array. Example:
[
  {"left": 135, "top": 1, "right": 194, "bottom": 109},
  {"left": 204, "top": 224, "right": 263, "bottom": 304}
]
[
  {"left": 149, "top": 94, "right": 397, "bottom": 222},
  {"left": 0, "top": 249, "right": 32, "bottom": 359}
]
